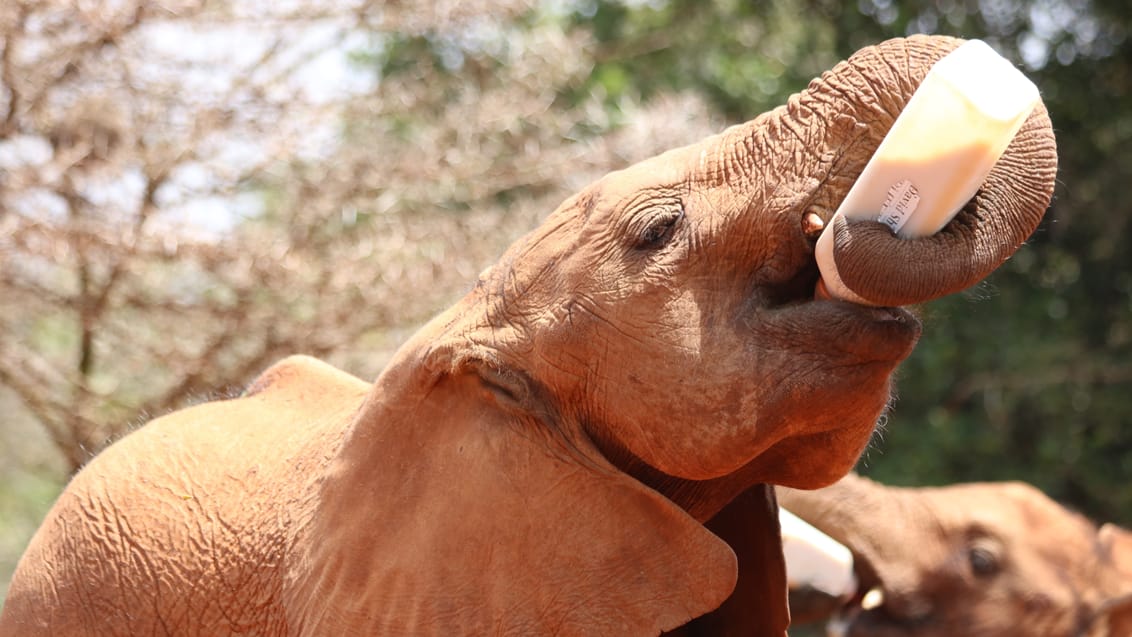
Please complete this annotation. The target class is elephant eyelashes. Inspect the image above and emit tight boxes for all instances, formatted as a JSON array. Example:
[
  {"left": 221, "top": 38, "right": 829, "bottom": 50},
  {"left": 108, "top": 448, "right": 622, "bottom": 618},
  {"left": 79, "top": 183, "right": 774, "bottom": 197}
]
[{"left": 633, "top": 205, "right": 684, "bottom": 250}]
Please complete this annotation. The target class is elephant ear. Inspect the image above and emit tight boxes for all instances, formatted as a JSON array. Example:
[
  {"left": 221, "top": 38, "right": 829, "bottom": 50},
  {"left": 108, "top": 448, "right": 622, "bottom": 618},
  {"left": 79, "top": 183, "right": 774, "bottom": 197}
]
[
  {"left": 1099, "top": 523, "right": 1132, "bottom": 573},
  {"left": 664, "top": 485, "right": 789, "bottom": 637},
  {"left": 1090, "top": 524, "right": 1132, "bottom": 637},
  {"left": 288, "top": 370, "right": 739, "bottom": 636}
]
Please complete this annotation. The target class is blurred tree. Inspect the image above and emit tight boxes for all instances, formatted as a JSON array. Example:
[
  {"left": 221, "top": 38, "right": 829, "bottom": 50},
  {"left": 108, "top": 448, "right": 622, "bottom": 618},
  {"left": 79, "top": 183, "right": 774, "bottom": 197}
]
[
  {"left": 569, "top": 0, "right": 842, "bottom": 117},
  {"left": 0, "top": 0, "right": 722, "bottom": 474}
]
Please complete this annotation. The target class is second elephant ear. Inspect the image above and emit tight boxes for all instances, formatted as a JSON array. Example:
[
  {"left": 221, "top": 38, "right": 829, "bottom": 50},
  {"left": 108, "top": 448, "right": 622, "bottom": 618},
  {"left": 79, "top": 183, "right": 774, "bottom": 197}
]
[{"left": 1085, "top": 524, "right": 1132, "bottom": 637}]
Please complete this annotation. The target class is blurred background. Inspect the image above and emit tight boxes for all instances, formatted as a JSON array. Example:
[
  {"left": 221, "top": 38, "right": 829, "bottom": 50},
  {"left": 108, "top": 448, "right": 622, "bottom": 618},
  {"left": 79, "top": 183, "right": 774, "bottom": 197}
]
[{"left": 1, "top": 0, "right": 1129, "bottom": 605}]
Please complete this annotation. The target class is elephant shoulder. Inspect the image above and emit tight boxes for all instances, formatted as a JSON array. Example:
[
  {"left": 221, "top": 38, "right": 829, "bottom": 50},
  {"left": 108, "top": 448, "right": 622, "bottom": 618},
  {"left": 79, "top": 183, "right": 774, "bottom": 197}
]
[
  {"left": 2, "top": 357, "right": 372, "bottom": 636},
  {"left": 96, "top": 355, "right": 371, "bottom": 475},
  {"left": 129, "top": 355, "right": 370, "bottom": 443}
]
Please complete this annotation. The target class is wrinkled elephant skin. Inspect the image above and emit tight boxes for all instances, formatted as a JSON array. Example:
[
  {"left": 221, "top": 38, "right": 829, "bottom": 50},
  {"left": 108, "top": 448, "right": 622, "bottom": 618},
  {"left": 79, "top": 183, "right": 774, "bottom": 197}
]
[
  {"left": 778, "top": 475, "right": 1132, "bottom": 637},
  {"left": 0, "top": 35, "right": 1056, "bottom": 637}
]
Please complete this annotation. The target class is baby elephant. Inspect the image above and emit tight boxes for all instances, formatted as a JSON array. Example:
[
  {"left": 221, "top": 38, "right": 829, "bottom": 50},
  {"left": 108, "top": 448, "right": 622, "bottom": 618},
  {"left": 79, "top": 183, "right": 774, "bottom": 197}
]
[
  {"left": 1, "top": 34, "right": 1056, "bottom": 637},
  {"left": 779, "top": 474, "right": 1132, "bottom": 637}
]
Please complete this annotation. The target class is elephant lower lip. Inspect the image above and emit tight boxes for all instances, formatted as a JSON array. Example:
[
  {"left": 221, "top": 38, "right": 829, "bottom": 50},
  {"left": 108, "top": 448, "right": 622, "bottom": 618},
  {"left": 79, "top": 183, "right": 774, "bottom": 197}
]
[
  {"left": 813, "top": 278, "right": 919, "bottom": 323},
  {"left": 837, "top": 557, "right": 923, "bottom": 634},
  {"left": 822, "top": 301, "right": 921, "bottom": 363},
  {"left": 758, "top": 299, "right": 920, "bottom": 364},
  {"left": 862, "top": 304, "right": 917, "bottom": 324}
]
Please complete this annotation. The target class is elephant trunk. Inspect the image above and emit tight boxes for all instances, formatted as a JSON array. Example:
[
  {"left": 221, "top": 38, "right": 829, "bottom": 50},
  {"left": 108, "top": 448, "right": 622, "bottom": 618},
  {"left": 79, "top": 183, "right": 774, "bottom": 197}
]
[
  {"left": 776, "top": 474, "right": 897, "bottom": 558},
  {"left": 727, "top": 35, "right": 1057, "bottom": 307},
  {"left": 777, "top": 475, "right": 922, "bottom": 591},
  {"left": 777, "top": 475, "right": 933, "bottom": 620}
]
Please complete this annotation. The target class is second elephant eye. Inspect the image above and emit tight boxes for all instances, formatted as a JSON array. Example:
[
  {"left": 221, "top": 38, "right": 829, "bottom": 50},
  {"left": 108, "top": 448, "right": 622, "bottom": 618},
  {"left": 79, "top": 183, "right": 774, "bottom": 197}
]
[
  {"left": 967, "top": 544, "right": 1000, "bottom": 577},
  {"left": 634, "top": 205, "right": 684, "bottom": 250}
]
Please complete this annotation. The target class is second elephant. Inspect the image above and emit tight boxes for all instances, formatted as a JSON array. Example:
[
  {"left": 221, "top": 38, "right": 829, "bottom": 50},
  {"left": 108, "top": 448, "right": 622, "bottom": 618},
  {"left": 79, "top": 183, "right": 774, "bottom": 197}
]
[{"left": 779, "top": 474, "right": 1132, "bottom": 637}]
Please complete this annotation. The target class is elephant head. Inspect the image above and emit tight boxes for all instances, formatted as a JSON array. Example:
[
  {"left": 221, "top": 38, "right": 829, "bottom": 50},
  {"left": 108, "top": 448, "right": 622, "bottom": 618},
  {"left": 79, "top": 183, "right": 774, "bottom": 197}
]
[
  {"left": 778, "top": 474, "right": 1132, "bottom": 637},
  {"left": 424, "top": 33, "right": 1054, "bottom": 498},
  {"left": 0, "top": 35, "right": 1057, "bottom": 637},
  {"left": 290, "top": 35, "right": 1055, "bottom": 635}
]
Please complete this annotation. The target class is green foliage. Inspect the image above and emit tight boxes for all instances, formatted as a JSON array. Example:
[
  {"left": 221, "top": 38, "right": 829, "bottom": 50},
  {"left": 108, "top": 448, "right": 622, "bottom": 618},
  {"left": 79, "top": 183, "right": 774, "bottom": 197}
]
[
  {"left": 0, "top": 394, "right": 66, "bottom": 605},
  {"left": 570, "top": 0, "right": 843, "bottom": 117}
]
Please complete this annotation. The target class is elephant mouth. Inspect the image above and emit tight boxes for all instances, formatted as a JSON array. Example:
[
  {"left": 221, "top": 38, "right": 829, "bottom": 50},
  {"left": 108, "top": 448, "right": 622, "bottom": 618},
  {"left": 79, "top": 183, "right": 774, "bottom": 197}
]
[
  {"left": 768, "top": 228, "right": 923, "bottom": 366},
  {"left": 828, "top": 557, "right": 930, "bottom": 637},
  {"left": 794, "top": 298, "right": 922, "bottom": 365},
  {"left": 756, "top": 252, "right": 922, "bottom": 366}
]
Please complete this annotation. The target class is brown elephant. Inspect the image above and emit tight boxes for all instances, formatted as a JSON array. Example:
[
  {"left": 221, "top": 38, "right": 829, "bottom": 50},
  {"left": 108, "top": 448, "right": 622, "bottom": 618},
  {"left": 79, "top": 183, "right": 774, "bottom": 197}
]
[
  {"left": 778, "top": 474, "right": 1132, "bottom": 637},
  {"left": 0, "top": 35, "right": 1056, "bottom": 636}
]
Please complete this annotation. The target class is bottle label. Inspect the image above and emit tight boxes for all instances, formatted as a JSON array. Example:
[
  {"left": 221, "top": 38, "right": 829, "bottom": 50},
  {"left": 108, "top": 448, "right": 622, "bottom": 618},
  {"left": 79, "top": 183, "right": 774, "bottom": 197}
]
[{"left": 878, "top": 179, "right": 920, "bottom": 234}]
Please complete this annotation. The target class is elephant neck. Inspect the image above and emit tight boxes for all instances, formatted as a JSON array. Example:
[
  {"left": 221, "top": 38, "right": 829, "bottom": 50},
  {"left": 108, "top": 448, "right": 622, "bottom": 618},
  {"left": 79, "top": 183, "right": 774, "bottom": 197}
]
[
  {"left": 585, "top": 420, "right": 759, "bottom": 523},
  {"left": 352, "top": 291, "right": 753, "bottom": 525}
]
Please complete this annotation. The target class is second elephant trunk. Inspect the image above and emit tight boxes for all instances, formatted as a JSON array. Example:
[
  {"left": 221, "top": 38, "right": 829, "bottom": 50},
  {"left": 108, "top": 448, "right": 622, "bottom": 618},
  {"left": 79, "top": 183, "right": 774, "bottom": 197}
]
[{"left": 776, "top": 474, "right": 925, "bottom": 595}]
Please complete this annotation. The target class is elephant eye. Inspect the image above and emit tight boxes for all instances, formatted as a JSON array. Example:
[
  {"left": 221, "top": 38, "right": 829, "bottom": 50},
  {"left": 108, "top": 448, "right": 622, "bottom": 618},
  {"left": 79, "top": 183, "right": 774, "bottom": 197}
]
[
  {"left": 967, "top": 544, "right": 1000, "bottom": 577},
  {"left": 634, "top": 205, "right": 684, "bottom": 250}
]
